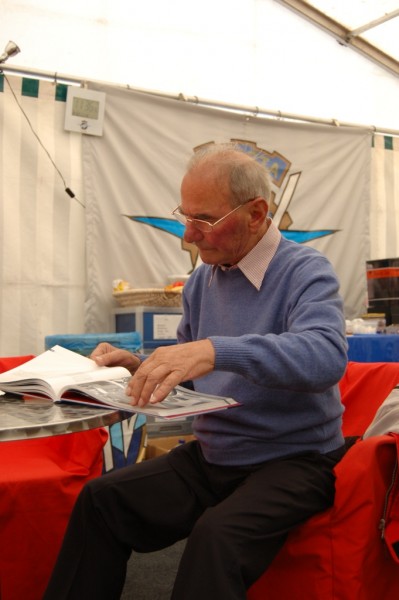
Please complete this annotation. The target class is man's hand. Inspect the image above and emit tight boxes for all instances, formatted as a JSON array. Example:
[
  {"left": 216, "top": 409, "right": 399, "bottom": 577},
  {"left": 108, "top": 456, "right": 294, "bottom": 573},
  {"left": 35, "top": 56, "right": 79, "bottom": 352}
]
[
  {"left": 90, "top": 343, "right": 141, "bottom": 375},
  {"left": 125, "top": 339, "right": 215, "bottom": 407}
]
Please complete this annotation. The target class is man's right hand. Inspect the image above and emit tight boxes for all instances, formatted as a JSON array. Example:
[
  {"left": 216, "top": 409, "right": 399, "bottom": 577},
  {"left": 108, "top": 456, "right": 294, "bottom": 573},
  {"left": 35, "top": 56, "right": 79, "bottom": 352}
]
[{"left": 90, "top": 343, "right": 142, "bottom": 375}]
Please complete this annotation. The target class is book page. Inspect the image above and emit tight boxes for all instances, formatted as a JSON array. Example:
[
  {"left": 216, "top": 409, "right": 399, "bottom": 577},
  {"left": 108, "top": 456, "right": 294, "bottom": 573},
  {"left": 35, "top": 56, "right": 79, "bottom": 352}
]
[
  {"left": 0, "top": 346, "right": 130, "bottom": 400},
  {"left": 0, "top": 346, "right": 97, "bottom": 381}
]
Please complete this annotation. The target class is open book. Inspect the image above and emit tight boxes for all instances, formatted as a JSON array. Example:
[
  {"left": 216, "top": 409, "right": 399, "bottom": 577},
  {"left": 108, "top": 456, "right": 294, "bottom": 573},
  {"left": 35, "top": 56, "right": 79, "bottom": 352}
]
[{"left": 0, "top": 345, "right": 239, "bottom": 419}]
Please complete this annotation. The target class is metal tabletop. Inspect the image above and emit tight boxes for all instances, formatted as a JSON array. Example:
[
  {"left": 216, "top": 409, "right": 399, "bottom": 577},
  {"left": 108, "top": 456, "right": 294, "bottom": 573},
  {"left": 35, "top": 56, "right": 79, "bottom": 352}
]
[{"left": 0, "top": 394, "right": 131, "bottom": 441}]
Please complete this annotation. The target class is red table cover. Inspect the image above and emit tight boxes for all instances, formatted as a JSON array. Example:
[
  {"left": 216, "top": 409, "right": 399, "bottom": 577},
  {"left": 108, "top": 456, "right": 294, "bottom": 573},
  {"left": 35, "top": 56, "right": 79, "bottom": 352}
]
[{"left": 0, "top": 355, "right": 108, "bottom": 599}]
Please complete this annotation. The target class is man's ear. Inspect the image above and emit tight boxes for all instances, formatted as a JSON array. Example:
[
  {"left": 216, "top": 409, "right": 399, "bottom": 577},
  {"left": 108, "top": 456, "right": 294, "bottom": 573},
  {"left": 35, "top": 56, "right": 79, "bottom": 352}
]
[{"left": 248, "top": 198, "right": 269, "bottom": 230}]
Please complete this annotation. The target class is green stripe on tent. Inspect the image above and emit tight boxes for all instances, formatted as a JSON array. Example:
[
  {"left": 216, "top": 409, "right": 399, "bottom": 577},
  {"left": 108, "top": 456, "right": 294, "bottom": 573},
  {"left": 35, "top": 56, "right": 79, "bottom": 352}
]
[
  {"left": 384, "top": 136, "right": 393, "bottom": 150},
  {"left": 22, "top": 77, "right": 39, "bottom": 97},
  {"left": 55, "top": 83, "right": 68, "bottom": 102},
  {"left": 372, "top": 135, "right": 394, "bottom": 149}
]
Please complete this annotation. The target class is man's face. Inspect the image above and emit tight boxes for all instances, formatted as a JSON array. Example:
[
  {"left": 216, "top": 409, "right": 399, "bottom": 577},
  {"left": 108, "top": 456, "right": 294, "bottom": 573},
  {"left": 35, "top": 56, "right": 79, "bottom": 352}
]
[{"left": 180, "top": 167, "right": 255, "bottom": 266}]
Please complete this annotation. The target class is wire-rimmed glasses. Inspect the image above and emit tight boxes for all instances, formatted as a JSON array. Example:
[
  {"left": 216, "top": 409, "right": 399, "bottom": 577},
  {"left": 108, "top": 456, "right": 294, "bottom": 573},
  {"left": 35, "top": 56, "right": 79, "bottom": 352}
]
[{"left": 172, "top": 198, "right": 257, "bottom": 233}]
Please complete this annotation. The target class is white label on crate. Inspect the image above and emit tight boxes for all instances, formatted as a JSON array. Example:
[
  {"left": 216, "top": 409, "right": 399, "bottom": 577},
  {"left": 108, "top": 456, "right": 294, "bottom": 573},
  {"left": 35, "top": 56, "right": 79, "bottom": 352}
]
[{"left": 153, "top": 314, "right": 182, "bottom": 339}]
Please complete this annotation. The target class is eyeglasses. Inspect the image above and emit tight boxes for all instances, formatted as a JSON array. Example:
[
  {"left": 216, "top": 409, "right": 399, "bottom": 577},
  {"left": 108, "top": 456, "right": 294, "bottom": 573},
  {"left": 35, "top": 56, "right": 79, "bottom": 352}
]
[{"left": 172, "top": 199, "right": 256, "bottom": 233}]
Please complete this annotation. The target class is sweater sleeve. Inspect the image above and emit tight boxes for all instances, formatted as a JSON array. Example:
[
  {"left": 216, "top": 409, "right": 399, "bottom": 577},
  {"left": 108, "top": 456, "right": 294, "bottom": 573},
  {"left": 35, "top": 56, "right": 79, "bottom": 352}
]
[
  {"left": 211, "top": 253, "right": 348, "bottom": 392},
  {"left": 179, "top": 248, "right": 348, "bottom": 393}
]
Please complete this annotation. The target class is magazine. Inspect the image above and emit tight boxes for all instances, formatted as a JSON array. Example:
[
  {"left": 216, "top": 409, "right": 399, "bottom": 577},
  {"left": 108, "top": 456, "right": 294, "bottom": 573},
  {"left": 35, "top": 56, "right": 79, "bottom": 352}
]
[{"left": 0, "top": 345, "right": 239, "bottom": 419}]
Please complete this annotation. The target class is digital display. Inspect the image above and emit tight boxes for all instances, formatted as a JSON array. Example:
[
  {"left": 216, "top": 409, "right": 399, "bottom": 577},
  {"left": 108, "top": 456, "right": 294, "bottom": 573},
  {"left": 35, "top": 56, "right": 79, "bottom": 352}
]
[{"left": 72, "top": 97, "right": 100, "bottom": 120}]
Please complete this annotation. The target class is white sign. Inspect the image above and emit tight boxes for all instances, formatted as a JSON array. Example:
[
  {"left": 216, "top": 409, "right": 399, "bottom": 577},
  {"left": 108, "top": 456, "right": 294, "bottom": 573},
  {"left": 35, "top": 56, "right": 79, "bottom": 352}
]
[
  {"left": 153, "top": 314, "right": 182, "bottom": 340},
  {"left": 64, "top": 87, "right": 106, "bottom": 136}
]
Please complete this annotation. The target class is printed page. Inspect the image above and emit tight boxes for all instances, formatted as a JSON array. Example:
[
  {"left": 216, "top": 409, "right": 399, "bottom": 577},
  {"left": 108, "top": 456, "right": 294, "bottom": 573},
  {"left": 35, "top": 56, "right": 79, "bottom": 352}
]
[{"left": 62, "top": 382, "right": 239, "bottom": 419}]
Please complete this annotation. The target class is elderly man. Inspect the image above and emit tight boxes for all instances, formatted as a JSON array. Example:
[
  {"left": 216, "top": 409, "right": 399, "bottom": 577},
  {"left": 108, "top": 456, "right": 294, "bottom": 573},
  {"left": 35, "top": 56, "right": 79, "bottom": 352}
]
[{"left": 44, "top": 144, "right": 348, "bottom": 600}]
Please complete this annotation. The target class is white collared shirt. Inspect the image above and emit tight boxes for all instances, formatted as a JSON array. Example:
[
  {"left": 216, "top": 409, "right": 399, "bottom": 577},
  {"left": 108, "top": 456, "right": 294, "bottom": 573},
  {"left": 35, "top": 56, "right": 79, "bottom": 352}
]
[{"left": 211, "top": 219, "right": 281, "bottom": 290}]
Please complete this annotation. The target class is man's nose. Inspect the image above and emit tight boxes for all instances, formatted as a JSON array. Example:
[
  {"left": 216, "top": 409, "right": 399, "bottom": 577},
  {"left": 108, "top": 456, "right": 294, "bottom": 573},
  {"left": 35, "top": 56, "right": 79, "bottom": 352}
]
[{"left": 183, "top": 221, "right": 204, "bottom": 244}]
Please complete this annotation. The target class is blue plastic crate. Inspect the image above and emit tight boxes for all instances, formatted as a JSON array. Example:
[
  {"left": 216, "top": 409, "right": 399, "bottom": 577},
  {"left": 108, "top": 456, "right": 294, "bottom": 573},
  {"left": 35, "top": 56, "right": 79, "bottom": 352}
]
[{"left": 44, "top": 331, "right": 142, "bottom": 356}]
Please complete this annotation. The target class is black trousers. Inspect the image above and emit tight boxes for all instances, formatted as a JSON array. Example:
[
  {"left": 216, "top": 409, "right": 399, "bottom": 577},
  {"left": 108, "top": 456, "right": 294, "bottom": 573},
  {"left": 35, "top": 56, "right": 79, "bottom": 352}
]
[{"left": 43, "top": 441, "right": 345, "bottom": 600}]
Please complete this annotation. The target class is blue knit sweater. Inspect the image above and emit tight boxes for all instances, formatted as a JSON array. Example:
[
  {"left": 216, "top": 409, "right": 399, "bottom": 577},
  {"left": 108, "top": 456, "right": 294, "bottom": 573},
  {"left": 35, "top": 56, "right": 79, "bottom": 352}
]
[{"left": 177, "top": 236, "right": 348, "bottom": 466}]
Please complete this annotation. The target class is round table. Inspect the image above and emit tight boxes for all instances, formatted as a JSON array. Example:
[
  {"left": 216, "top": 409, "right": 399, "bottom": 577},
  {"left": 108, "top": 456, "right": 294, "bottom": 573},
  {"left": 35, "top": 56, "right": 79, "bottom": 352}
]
[{"left": 0, "top": 393, "right": 131, "bottom": 441}]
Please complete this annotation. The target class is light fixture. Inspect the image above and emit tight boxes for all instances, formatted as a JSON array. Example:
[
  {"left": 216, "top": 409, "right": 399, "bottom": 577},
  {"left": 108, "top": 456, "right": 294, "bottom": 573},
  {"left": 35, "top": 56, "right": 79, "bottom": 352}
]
[{"left": 0, "top": 41, "right": 21, "bottom": 64}]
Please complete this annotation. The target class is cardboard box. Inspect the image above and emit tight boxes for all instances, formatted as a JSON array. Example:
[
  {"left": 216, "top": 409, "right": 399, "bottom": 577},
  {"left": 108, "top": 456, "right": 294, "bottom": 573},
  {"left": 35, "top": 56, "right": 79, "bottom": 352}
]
[{"left": 146, "top": 435, "right": 196, "bottom": 459}]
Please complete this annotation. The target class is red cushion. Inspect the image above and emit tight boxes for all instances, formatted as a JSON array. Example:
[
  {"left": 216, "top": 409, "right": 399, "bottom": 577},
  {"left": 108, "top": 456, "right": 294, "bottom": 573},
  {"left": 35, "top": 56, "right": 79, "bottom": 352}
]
[
  {"left": 339, "top": 361, "right": 399, "bottom": 436},
  {"left": 247, "top": 434, "right": 399, "bottom": 600},
  {"left": 247, "top": 362, "right": 399, "bottom": 600}
]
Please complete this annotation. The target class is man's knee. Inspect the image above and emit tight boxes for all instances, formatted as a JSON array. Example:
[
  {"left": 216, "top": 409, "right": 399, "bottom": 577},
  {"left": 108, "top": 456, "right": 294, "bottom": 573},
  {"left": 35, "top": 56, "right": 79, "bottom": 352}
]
[{"left": 189, "top": 507, "right": 235, "bottom": 551}]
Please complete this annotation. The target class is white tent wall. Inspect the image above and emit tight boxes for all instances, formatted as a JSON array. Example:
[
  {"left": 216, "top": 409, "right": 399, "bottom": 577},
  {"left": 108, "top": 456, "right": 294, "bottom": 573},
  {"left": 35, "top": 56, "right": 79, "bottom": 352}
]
[
  {"left": 0, "top": 75, "right": 85, "bottom": 356},
  {"left": 0, "top": 73, "right": 398, "bottom": 357},
  {"left": 1, "top": 0, "right": 399, "bottom": 356},
  {"left": 371, "top": 135, "right": 399, "bottom": 258}
]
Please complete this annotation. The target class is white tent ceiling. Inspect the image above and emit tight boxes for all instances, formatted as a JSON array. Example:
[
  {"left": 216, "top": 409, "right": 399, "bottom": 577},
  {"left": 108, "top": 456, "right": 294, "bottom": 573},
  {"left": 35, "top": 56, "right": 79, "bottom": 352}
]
[
  {"left": 1, "top": 0, "right": 399, "bottom": 132},
  {"left": 279, "top": 1, "right": 399, "bottom": 76}
]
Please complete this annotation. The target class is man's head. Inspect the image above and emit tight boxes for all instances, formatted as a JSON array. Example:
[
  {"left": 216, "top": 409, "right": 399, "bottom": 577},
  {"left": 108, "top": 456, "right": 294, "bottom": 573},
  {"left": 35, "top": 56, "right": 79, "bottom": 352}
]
[{"left": 177, "top": 144, "right": 271, "bottom": 266}]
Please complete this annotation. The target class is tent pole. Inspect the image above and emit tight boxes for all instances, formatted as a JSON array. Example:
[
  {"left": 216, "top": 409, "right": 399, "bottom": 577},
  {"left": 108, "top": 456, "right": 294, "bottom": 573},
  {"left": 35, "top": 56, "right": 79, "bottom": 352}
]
[{"left": 2, "top": 63, "right": 399, "bottom": 137}]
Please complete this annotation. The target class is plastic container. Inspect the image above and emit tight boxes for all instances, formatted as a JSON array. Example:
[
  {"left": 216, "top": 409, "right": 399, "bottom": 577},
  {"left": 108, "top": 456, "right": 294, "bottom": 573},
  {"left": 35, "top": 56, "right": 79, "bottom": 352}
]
[{"left": 44, "top": 331, "right": 142, "bottom": 355}]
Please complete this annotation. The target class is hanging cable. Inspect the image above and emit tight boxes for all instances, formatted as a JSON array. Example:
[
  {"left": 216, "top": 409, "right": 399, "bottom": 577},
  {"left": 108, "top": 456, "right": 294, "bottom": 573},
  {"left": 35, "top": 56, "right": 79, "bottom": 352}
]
[{"left": 2, "top": 72, "right": 85, "bottom": 208}]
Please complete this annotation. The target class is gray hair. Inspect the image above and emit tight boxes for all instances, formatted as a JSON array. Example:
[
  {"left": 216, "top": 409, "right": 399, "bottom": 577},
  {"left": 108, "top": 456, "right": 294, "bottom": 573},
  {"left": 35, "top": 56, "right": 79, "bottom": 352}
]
[{"left": 186, "top": 143, "right": 271, "bottom": 206}]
